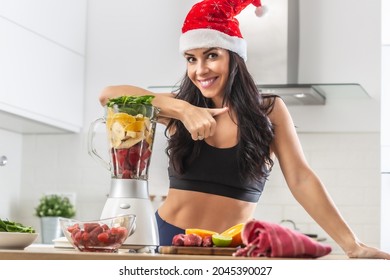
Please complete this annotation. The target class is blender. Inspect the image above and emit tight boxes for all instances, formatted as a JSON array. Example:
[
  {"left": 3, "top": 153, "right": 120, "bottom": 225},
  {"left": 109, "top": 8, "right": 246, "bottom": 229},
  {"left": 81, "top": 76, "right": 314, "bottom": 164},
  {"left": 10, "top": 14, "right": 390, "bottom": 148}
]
[{"left": 88, "top": 96, "right": 160, "bottom": 252}]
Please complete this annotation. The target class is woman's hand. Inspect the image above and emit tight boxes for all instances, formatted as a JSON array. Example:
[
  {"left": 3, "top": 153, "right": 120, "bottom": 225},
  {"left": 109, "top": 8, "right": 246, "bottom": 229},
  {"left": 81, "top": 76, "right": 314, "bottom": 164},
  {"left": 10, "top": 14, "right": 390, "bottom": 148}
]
[
  {"left": 179, "top": 105, "right": 229, "bottom": 141},
  {"left": 346, "top": 242, "right": 390, "bottom": 259}
]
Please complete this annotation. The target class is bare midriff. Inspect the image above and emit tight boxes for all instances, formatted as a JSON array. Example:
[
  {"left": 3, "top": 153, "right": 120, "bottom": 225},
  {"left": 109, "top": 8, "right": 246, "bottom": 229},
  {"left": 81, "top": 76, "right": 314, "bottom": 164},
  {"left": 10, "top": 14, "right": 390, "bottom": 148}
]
[{"left": 157, "top": 188, "right": 257, "bottom": 233}]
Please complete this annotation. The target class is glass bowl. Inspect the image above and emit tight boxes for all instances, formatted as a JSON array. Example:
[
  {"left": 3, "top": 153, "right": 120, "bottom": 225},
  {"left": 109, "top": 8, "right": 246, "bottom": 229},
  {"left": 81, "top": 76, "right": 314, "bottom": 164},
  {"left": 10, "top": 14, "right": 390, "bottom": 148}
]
[{"left": 59, "top": 214, "right": 136, "bottom": 252}]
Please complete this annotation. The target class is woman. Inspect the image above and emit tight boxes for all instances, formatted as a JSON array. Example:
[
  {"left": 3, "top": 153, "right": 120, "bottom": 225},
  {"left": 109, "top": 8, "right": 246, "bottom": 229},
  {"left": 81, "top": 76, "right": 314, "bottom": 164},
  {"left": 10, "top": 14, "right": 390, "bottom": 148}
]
[{"left": 99, "top": 0, "right": 390, "bottom": 259}]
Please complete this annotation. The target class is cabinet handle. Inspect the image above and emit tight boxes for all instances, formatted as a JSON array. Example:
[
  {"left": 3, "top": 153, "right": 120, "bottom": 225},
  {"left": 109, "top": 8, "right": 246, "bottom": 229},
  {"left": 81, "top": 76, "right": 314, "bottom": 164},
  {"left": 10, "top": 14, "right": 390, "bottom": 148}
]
[{"left": 0, "top": 155, "right": 7, "bottom": 166}]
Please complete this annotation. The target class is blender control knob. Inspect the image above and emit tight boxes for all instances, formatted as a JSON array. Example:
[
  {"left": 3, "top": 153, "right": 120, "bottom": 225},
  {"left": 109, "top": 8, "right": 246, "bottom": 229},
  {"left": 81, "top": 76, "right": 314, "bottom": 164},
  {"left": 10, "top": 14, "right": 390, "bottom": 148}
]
[{"left": 119, "top": 203, "right": 131, "bottom": 209}]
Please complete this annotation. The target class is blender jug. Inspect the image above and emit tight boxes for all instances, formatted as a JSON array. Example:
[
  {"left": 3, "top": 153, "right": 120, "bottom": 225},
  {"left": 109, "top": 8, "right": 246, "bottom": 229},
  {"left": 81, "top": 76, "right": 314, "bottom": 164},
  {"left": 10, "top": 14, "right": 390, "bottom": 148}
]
[
  {"left": 88, "top": 99, "right": 160, "bottom": 250},
  {"left": 89, "top": 103, "right": 158, "bottom": 179}
]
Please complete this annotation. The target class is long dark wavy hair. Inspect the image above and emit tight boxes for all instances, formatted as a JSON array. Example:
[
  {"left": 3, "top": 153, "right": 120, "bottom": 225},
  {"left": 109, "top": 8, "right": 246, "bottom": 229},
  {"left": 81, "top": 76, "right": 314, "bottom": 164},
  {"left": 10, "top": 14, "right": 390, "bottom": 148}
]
[{"left": 165, "top": 50, "right": 277, "bottom": 184}]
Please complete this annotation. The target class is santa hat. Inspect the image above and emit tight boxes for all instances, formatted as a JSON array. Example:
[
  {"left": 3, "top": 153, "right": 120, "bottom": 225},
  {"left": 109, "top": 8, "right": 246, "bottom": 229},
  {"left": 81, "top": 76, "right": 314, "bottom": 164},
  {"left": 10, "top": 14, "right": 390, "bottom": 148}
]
[{"left": 179, "top": 0, "right": 266, "bottom": 61}]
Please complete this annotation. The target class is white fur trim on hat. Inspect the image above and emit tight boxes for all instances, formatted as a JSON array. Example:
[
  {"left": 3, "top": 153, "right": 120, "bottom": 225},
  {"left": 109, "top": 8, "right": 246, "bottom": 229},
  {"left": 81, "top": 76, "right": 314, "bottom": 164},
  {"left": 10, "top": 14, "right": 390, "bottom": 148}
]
[{"left": 179, "top": 29, "right": 247, "bottom": 61}]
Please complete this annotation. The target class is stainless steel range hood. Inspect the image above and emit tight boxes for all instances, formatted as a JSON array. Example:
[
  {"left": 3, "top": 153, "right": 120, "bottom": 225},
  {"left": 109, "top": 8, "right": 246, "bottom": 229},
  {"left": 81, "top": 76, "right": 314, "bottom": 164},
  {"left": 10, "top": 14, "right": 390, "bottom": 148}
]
[
  {"left": 237, "top": 0, "right": 367, "bottom": 106},
  {"left": 256, "top": 83, "right": 369, "bottom": 106},
  {"left": 257, "top": 84, "right": 326, "bottom": 105}
]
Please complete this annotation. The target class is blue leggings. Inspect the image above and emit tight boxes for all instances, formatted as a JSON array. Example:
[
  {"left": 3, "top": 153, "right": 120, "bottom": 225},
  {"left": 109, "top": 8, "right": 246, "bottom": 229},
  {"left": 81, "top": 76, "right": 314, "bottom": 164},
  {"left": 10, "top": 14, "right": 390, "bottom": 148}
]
[{"left": 155, "top": 211, "right": 185, "bottom": 246}]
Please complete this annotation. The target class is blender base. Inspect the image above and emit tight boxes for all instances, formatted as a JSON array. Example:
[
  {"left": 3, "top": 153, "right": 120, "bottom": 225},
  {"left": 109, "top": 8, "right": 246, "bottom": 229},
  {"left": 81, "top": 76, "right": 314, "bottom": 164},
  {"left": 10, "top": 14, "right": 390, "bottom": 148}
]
[{"left": 101, "top": 197, "right": 159, "bottom": 250}]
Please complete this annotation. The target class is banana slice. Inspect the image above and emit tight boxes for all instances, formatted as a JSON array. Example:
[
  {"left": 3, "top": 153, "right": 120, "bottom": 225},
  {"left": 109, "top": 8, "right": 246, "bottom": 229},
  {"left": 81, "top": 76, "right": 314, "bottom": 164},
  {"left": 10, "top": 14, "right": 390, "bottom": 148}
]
[
  {"left": 118, "top": 132, "right": 145, "bottom": 149},
  {"left": 125, "top": 131, "right": 137, "bottom": 139},
  {"left": 111, "top": 121, "right": 125, "bottom": 148}
]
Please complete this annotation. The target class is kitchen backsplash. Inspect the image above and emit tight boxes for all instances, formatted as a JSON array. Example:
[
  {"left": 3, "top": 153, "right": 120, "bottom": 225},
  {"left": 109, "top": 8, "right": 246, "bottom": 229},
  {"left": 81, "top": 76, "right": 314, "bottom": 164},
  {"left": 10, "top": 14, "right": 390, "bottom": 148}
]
[{"left": 1, "top": 128, "right": 380, "bottom": 254}]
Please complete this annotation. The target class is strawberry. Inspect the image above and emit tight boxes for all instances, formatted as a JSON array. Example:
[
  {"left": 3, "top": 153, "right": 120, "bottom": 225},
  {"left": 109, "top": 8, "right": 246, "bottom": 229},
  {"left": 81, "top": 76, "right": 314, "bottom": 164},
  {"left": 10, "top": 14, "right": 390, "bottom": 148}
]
[
  {"left": 141, "top": 148, "right": 152, "bottom": 161},
  {"left": 81, "top": 232, "right": 90, "bottom": 242},
  {"left": 114, "top": 149, "right": 128, "bottom": 174},
  {"left": 67, "top": 224, "right": 80, "bottom": 233},
  {"left": 128, "top": 145, "right": 141, "bottom": 167},
  {"left": 97, "top": 232, "right": 109, "bottom": 243},
  {"left": 83, "top": 223, "right": 100, "bottom": 233}
]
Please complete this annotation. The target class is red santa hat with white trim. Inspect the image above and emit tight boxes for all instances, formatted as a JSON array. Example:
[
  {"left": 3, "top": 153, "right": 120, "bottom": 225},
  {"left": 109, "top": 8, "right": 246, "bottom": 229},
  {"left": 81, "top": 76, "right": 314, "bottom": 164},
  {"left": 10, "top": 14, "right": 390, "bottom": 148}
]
[{"left": 179, "top": 0, "right": 266, "bottom": 61}]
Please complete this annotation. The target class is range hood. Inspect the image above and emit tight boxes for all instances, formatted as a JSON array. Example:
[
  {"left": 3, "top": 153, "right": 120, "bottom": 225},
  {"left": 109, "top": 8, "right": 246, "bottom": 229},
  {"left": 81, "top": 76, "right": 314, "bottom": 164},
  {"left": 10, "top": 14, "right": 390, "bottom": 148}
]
[
  {"left": 238, "top": 0, "right": 368, "bottom": 106},
  {"left": 256, "top": 83, "right": 369, "bottom": 106}
]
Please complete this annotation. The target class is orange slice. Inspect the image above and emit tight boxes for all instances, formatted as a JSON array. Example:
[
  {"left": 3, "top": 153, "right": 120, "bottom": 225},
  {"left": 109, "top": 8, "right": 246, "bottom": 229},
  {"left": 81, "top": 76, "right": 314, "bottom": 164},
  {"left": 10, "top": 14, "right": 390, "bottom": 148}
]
[
  {"left": 185, "top": 228, "right": 218, "bottom": 239},
  {"left": 124, "top": 120, "right": 144, "bottom": 132},
  {"left": 112, "top": 113, "right": 136, "bottom": 127},
  {"left": 220, "top": 223, "right": 244, "bottom": 247}
]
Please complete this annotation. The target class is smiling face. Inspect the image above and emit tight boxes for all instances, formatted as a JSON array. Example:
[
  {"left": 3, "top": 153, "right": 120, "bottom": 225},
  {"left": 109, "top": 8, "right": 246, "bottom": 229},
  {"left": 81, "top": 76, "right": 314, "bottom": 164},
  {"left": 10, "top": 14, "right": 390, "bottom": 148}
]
[{"left": 184, "top": 48, "right": 230, "bottom": 106}]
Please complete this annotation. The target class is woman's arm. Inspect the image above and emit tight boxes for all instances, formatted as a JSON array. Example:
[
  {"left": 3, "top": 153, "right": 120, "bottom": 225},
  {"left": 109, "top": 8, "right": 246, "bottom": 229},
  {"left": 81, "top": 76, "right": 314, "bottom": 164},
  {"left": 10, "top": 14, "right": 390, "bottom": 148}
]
[
  {"left": 269, "top": 97, "right": 390, "bottom": 259},
  {"left": 100, "top": 85, "right": 180, "bottom": 120},
  {"left": 99, "top": 85, "right": 228, "bottom": 140}
]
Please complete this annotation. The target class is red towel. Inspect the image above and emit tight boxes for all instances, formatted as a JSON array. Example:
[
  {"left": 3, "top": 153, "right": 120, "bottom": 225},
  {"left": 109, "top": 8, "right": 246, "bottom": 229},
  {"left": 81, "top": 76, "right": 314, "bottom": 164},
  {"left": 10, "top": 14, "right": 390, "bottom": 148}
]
[{"left": 234, "top": 219, "right": 332, "bottom": 258}]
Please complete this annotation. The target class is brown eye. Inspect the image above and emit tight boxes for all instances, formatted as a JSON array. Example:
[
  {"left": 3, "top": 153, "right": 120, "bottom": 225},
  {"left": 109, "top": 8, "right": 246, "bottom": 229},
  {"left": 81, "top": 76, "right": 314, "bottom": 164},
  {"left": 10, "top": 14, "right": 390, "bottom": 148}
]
[
  {"left": 186, "top": 56, "right": 196, "bottom": 63},
  {"left": 206, "top": 53, "right": 218, "bottom": 60}
]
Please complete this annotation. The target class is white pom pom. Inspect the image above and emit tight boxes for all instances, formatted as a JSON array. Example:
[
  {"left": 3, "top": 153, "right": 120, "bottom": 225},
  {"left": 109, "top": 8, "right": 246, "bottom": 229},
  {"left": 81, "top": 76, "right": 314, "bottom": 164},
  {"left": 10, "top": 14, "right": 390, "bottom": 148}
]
[{"left": 255, "top": 5, "right": 267, "bottom": 17}]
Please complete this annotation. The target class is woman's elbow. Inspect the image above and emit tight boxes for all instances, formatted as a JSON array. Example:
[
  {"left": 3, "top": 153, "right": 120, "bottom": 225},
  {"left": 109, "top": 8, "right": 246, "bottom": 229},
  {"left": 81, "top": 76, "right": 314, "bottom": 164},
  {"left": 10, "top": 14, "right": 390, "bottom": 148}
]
[{"left": 99, "top": 86, "right": 117, "bottom": 106}]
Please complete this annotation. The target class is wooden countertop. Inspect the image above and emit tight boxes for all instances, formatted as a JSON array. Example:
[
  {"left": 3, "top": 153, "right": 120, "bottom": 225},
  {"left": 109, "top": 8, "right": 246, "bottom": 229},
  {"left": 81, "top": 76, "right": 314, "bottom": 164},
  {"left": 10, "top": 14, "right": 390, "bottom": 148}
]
[{"left": 0, "top": 244, "right": 348, "bottom": 260}]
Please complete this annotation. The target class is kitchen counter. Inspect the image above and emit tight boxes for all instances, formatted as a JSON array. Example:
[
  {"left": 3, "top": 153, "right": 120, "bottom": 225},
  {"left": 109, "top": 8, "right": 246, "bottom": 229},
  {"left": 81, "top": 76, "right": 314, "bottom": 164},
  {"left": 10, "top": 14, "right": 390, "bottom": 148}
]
[{"left": 0, "top": 245, "right": 348, "bottom": 260}]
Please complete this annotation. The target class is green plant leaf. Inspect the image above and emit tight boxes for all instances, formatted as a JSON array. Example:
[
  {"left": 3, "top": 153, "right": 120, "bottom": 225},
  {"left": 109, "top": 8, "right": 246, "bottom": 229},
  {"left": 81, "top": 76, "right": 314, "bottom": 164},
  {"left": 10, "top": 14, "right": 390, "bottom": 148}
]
[
  {"left": 35, "top": 194, "right": 76, "bottom": 218},
  {"left": 106, "top": 95, "right": 155, "bottom": 107}
]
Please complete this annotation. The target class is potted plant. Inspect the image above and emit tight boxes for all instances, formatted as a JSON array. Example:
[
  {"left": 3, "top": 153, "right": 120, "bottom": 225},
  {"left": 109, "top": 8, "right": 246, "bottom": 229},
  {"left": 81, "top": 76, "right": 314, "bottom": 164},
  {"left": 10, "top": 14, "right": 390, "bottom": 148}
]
[{"left": 35, "top": 194, "right": 76, "bottom": 244}]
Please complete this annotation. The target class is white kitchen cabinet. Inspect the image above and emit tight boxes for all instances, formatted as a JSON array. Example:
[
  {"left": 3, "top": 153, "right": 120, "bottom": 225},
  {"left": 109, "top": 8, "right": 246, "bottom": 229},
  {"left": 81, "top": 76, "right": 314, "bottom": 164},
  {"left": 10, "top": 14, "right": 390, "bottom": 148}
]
[
  {"left": 381, "top": 0, "right": 390, "bottom": 251},
  {"left": 383, "top": 0, "right": 390, "bottom": 45},
  {"left": 382, "top": 49, "right": 390, "bottom": 148},
  {"left": 0, "top": 0, "right": 86, "bottom": 55},
  {"left": 382, "top": 45, "right": 390, "bottom": 176},
  {"left": 382, "top": 46, "right": 390, "bottom": 169},
  {"left": 0, "top": 0, "right": 86, "bottom": 133}
]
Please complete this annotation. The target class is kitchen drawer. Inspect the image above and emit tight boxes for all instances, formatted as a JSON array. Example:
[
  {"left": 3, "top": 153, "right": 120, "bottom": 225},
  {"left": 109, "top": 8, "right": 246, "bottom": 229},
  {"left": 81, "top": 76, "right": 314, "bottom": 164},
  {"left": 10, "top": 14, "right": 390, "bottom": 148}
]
[{"left": 382, "top": 146, "right": 390, "bottom": 172}]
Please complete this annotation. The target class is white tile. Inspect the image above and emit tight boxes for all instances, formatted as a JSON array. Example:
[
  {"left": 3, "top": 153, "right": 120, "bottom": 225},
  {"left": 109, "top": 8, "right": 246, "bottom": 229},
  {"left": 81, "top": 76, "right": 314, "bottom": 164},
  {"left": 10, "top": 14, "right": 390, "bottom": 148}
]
[
  {"left": 76, "top": 200, "right": 106, "bottom": 221},
  {"left": 327, "top": 186, "right": 366, "bottom": 206},
  {"left": 252, "top": 204, "right": 284, "bottom": 223},
  {"left": 362, "top": 224, "right": 381, "bottom": 244},
  {"left": 260, "top": 186, "right": 296, "bottom": 205},
  {"left": 338, "top": 206, "right": 380, "bottom": 224},
  {"left": 34, "top": 167, "right": 60, "bottom": 186},
  {"left": 363, "top": 186, "right": 381, "bottom": 206},
  {"left": 281, "top": 205, "right": 315, "bottom": 224}
]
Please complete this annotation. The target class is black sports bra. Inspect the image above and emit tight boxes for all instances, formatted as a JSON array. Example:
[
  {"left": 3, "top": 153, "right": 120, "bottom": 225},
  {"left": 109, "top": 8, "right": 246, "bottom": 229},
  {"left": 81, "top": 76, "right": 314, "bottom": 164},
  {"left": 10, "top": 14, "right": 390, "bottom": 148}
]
[{"left": 168, "top": 141, "right": 265, "bottom": 202}]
